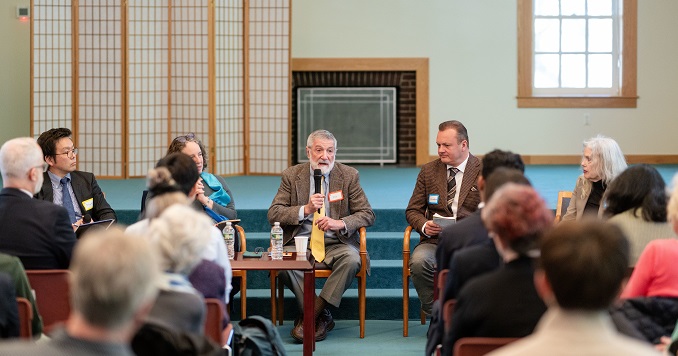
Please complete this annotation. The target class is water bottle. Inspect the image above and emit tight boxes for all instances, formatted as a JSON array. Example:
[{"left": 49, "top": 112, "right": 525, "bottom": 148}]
[
  {"left": 270, "top": 222, "right": 284, "bottom": 260},
  {"left": 223, "top": 221, "right": 235, "bottom": 260}
]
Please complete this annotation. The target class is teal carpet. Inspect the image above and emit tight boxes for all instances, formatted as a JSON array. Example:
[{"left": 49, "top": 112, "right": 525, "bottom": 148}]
[{"left": 277, "top": 320, "right": 428, "bottom": 355}]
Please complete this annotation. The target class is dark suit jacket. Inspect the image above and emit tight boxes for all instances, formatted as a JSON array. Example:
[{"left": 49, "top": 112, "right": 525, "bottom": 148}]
[
  {"left": 0, "top": 188, "right": 77, "bottom": 269},
  {"left": 435, "top": 209, "right": 488, "bottom": 271},
  {"left": 267, "top": 162, "right": 375, "bottom": 252},
  {"left": 443, "top": 239, "right": 501, "bottom": 301},
  {"left": 35, "top": 171, "right": 116, "bottom": 222},
  {"left": 0, "top": 273, "right": 18, "bottom": 339},
  {"left": 443, "top": 256, "right": 546, "bottom": 356},
  {"left": 406, "top": 155, "right": 481, "bottom": 241}
]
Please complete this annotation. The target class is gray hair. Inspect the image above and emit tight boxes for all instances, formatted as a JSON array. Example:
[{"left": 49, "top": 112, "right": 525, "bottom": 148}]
[
  {"left": 147, "top": 204, "right": 213, "bottom": 275},
  {"left": 583, "top": 135, "right": 627, "bottom": 185},
  {"left": 70, "top": 227, "right": 160, "bottom": 329},
  {"left": 306, "top": 129, "right": 337, "bottom": 149},
  {"left": 0, "top": 137, "right": 43, "bottom": 181},
  {"left": 580, "top": 135, "right": 627, "bottom": 199}
]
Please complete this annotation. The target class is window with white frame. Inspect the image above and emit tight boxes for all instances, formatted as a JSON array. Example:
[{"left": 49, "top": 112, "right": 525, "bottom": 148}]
[
  {"left": 533, "top": 0, "right": 619, "bottom": 95},
  {"left": 517, "top": 0, "right": 637, "bottom": 108}
]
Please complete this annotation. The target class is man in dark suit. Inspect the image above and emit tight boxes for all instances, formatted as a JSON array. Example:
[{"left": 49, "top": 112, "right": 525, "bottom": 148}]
[
  {"left": 435, "top": 149, "right": 525, "bottom": 271},
  {"left": 268, "top": 129, "right": 375, "bottom": 342},
  {"left": 405, "top": 120, "right": 481, "bottom": 315},
  {"left": 0, "top": 137, "right": 76, "bottom": 269},
  {"left": 34, "top": 128, "right": 116, "bottom": 225}
]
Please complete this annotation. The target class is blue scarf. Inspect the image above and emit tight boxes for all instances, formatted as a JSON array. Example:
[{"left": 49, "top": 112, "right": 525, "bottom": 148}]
[{"left": 200, "top": 172, "right": 231, "bottom": 207}]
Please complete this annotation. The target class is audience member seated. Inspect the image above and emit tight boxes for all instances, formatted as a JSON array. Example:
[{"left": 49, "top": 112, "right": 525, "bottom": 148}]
[
  {"left": 562, "top": 135, "right": 627, "bottom": 221},
  {"left": 605, "top": 164, "right": 676, "bottom": 266},
  {"left": 127, "top": 154, "right": 232, "bottom": 305},
  {"left": 615, "top": 173, "right": 678, "bottom": 345},
  {"left": 0, "top": 226, "right": 160, "bottom": 354},
  {"left": 488, "top": 221, "right": 658, "bottom": 356},
  {"left": 0, "top": 252, "right": 43, "bottom": 337},
  {"left": 426, "top": 166, "right": 529, "bottom": 356},
  {"left": 442, "top": 184, "right": 553, "bottom": 356},
  {"left": 0, "top": 137, "right": 76, "bottom": 270},
  {"left": 142, "top": 204, "right": 220, "bottom": 335},
  {"left": 0, "top": 273, "right": 18, "bottom": 339}
]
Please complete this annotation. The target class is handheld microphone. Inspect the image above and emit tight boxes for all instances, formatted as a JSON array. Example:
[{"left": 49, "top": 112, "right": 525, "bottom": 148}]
[
  {"left": 313, "top": 169, "right": 322, "bottom": 213},
  {"left": 83, "top": 214, "right": 92, "bottom": 224}
]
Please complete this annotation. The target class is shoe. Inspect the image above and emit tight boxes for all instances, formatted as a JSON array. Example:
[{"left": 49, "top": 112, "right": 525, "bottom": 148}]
[
  {"left": 315, "top": 308, "right": 335, "bottom": 341},
  {"left": 291, "top": 317, "right": 304, "bottom": 343}
]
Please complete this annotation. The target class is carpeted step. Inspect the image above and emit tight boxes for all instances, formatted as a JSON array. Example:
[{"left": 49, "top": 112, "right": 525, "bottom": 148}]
[
  {"left": 241, "top": 259, "right": 408, "bottom": 290},
  {"left": 242, "top": 231, "right": 417, "bottom": 260},
  {"left": 229, "top": 288, "right": 426, "bottom": 321}
]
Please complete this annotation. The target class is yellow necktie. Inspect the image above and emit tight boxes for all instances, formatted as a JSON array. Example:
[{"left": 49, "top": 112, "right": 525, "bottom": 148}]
[{"left": 311, "top": 177, "right": 326, "bottom": 262}]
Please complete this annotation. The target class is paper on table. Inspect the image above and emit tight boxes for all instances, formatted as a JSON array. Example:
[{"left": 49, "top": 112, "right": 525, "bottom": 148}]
[{"left": 433, "top": 213, "right": 456, "bottom": 228}]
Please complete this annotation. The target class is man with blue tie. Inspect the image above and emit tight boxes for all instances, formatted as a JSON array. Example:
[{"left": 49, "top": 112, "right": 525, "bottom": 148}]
[{"left": 34, "top": 128, "right": 116, "bottom": 226}]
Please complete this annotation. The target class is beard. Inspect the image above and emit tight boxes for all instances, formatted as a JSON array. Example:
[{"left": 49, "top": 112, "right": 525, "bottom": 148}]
[{"left": 310, "top": 159, "right": 335, "bottom": 175}]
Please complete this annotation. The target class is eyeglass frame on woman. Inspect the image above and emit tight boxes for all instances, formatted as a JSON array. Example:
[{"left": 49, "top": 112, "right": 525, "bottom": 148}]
[
  {"left": 54, "top": 148, "right": 78, "bottom": 158},
  {"left": 173, "top": 133, "right": 196, "bottom": 143}
]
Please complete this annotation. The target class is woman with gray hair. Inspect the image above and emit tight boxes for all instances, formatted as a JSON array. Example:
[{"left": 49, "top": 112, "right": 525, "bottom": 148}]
[
  {"left": 143, "top": 204, "right": 215, "bottom": 335},
  {"left": 562, "top": 134, "right": 627, "bottom": 221}
]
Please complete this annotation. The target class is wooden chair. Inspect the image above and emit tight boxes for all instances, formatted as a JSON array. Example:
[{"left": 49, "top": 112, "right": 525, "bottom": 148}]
[
  {"left": 26, "top": 269, "right": 71, "bottom": 334},
  {"left": 553, "top": 191, "right": 573, "bottom": 223},
  {"left": 436, "top": 269, "right": 449, "bottom": 302},
  {"left": 454, "top": 337, "right": 519, "bottom": 356},
  {"left": 274, "top": 227, "right": 368, "bottom": 338},
  {"left": 204, "top": 298, "right": 228, "bottom": 346},
  {"left": 403, "top": 225, "right": 426, "bottom": 337},
  {"left": 442, "top": 299, "right": 456, "bottom": 334},
  {"left": 16, "top": 297, "right": 33, "bottom": 339}
]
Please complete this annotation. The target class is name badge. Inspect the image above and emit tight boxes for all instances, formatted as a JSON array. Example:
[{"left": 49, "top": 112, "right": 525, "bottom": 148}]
[
  {"left": 328, "top": 190, "right": 344, "bottom": 202},
  {"left": 428, "top": 194, "right": 440, "bottom": 204},
  {"left": 82, "top": 198, "right": 94, "bottom": 211}
]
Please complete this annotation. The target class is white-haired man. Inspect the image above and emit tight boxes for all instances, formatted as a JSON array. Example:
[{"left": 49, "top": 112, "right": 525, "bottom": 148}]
[
  {"left": 268, "top": 129, "right": 375, "bottom": 342},
  {"left": 0, "top": 137, "right": 76, "bottom": 269}
]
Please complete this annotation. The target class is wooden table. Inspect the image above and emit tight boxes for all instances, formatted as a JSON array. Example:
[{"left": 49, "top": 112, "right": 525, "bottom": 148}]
[{"left": 230, "top": 251, "right": 315, "bottom": 355}]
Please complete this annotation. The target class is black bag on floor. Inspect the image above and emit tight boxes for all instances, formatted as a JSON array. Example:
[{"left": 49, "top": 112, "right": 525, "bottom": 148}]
[{"left": 233, "top": 315, "right": 287, "bottom": 356}]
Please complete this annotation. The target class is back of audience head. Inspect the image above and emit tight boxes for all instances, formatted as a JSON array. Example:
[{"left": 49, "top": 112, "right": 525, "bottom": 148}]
[
  {"left": 537, "top": 221, "right": 629, "bottom": 311},
  {"left": 484, "top": 167, "right": 531, "bottom": 203},
  {"left": 155, "top": 153, "right": 199, "bottom": 196},
  {"left": 71, "top": 227, "right": 159, "bottom": 330},
  {"left": 0, "top": 137, "right": 45, "bottom": 193},
  {"left": 582, "top": 135, "right": 627, "bottom": 184},
  {"left": 604, "top": 164, "right": 667, "bottom": 222},
  {"left": 482, "top": 183, "right": 553, "bottom": 256},
  {"left": 481, "top": 149, "right": 525, "bottom": 178},
  {"left": 145, "top": 166, "right": 188, "bottom": 219},
  {"left": 147, "top": 204, "right": 213, "bottom": 276}
]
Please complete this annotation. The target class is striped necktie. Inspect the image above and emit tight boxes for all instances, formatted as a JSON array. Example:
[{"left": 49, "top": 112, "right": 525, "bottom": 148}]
[{"left": 447, "top": 167, "right": 459, "bottom": 213}]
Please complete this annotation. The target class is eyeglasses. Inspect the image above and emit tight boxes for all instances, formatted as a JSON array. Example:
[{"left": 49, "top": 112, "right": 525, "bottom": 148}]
[
  {"left": 174, "top": 133, "right": 196, "bottom": 143},
  {"left": 33, "top": 162, "right": 49, "bottom": 173},
  {"left": 55, "top": 148, "right": 78, "bottom": 158}
]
